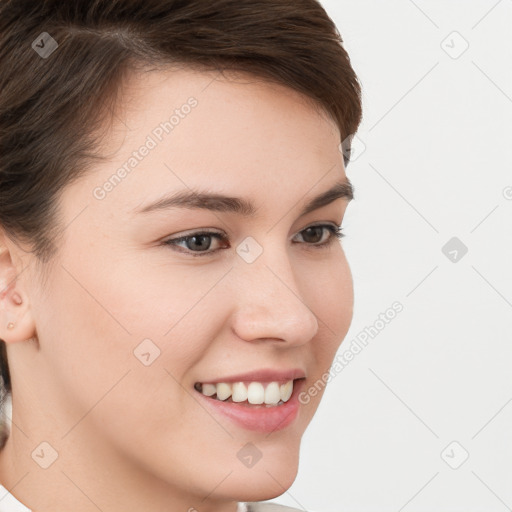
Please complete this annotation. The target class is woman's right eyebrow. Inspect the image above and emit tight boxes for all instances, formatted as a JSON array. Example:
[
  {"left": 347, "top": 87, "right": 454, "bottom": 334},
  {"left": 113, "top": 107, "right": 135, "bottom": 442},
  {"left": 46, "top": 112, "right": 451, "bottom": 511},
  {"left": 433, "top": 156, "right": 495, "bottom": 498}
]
[{"left": 131, "top": 178, "right": 354, "bottom": 218}]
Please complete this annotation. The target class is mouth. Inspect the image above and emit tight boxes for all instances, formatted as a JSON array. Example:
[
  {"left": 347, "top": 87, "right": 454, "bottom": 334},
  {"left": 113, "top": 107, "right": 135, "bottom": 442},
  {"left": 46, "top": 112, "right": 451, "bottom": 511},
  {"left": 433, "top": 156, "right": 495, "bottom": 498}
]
[
  {"left": 194, "top": 378, "right": 302, "bottom": 408},
  {"left": 193, "top": 376, "right": 306, "bottom": 432}
]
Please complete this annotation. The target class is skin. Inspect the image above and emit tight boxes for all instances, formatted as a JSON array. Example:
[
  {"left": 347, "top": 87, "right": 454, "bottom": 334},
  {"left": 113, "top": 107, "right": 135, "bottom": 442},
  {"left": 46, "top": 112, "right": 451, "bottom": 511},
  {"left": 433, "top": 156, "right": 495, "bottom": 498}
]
[{"left": 0, "top": 67, "right": 354, "bottom": 512}]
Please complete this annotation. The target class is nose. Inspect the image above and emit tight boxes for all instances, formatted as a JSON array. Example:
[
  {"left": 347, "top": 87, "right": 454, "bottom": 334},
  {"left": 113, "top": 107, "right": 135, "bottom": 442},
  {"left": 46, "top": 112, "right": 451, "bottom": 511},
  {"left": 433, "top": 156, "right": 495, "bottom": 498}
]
[{"left": 230, "top": 255, "right": 319, "bottom": 348}]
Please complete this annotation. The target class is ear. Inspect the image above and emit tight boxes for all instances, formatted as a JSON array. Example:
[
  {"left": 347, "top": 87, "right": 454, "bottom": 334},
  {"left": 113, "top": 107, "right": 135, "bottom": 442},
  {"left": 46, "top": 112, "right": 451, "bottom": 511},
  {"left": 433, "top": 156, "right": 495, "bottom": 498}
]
[{"left": 0, "top": 232, "right": 37, "bottom": 345}]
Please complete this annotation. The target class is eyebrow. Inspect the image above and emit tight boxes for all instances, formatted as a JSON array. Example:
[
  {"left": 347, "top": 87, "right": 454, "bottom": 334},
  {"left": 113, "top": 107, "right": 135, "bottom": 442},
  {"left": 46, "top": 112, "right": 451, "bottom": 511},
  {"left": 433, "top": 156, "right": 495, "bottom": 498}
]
[{"left": 133, "top": 178, "right": 354, "bottom": 217}]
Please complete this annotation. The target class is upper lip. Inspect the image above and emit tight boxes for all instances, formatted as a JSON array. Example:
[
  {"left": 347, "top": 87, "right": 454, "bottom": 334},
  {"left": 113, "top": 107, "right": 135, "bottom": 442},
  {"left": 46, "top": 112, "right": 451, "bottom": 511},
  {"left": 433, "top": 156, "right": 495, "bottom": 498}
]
[{"left": 197, "top": 368, "right": 306, "bottom": 385}]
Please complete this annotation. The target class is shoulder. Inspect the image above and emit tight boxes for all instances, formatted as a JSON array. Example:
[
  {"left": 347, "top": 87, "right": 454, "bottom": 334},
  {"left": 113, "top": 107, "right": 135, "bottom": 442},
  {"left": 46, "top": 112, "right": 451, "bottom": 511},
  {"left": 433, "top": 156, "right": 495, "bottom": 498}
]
[{"left": 244, "top": 502, "right": 320, "bottom": 512}]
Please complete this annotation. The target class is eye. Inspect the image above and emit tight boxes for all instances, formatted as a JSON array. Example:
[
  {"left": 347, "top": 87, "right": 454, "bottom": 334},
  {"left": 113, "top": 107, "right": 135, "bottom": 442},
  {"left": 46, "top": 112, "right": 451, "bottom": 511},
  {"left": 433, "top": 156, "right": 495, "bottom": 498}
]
[
  {"left": 161, "top": 223, "right": 345, "bottom": 257},
  {"left": 293, "top": 224, "right": 345, "bottom": 247}
]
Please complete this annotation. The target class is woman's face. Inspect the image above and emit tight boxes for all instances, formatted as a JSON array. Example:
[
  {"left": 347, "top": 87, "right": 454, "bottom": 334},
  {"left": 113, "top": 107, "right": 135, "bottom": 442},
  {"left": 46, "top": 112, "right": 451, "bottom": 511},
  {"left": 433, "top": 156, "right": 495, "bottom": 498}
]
[{"left": 6, "top": 67, "right": 354, "bottom": 509}]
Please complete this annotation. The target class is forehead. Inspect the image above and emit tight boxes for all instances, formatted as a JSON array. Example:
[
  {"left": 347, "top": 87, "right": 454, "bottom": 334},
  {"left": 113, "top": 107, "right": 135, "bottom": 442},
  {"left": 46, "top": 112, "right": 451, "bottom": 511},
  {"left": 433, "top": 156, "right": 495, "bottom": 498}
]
[
  {"left": 111, "top": 65, "right": 340, "bottom": 155},
  {"left": 65, "top": 67, "right": 345, "bottom": 220}
]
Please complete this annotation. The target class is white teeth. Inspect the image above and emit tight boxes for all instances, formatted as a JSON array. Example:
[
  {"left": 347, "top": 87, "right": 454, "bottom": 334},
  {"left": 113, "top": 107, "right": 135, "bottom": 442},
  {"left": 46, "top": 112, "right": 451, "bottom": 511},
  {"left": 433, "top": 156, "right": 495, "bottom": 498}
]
[
  {"left": 216, "top": 382, "right": 232, "bottom": 401},
  {"left": 232, "top": 382, "right": 248, "bottom": 402},
  {"left": 197, "top": 380, "right": 296, "bottom": 405},
  {"left": 280, "top": 380, "right": 293, "bottom": 402},
  {"left": 264, "top": 382, "right": 281, "bottom": 405},
  {"left": 202, "top": 383, "right": 217, "bottom": 397},
  {"left": 247, "top": 382, "right": 265, "bottom": 405}
]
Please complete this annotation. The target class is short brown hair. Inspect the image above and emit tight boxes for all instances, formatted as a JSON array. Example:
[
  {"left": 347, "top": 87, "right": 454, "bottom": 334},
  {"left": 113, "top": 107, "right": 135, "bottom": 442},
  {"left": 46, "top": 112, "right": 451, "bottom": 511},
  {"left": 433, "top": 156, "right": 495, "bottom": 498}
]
[{"left": 0, "top": 0, "right": 362, "bottom": 417}]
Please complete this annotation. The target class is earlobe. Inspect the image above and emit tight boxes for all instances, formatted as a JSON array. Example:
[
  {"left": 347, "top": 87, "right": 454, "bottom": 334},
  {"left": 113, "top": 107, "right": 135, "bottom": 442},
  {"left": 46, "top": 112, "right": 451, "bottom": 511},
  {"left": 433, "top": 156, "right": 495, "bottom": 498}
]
[
  {"left": 0, "top": 284, "right": 37, "bottom": 345},
  {"left": 0, "top": 271, "right": 38, "bottom": 344},
  {"left": 0, "top": 240, "right": 37, "bottom": 345},
  {"left": 1, "top": 294, "right": 37, "bottom": 345}
]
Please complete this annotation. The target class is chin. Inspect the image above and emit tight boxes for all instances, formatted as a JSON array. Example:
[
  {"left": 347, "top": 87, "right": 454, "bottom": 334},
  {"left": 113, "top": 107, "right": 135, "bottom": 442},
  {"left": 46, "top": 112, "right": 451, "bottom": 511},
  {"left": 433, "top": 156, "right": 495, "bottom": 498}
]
[
  {"left": 217, "top": 444, "right": 300, "bottom": 503},
  {"left": 226, "top": 466, "right": 299, "bottom": 503}
]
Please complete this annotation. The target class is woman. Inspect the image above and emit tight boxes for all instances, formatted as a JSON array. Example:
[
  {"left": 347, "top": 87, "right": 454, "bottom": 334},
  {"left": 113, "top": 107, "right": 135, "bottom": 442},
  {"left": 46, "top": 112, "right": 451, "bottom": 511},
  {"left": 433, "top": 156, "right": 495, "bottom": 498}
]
[{"left": 0, "top": 0, "right": 362, "bottom": 510}]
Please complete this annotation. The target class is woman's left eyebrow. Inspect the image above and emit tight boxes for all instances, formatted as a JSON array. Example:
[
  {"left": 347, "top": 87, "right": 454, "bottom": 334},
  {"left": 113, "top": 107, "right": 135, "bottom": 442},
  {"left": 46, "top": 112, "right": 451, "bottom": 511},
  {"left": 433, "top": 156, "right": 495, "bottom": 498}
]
[{"left": 131, "top": 178, "right": 353, "bottom": 218}]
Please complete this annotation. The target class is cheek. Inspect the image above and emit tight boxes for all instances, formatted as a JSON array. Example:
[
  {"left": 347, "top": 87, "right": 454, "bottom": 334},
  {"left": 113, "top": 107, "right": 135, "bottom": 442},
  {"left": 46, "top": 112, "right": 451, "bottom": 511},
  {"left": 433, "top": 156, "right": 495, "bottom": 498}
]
[
  {"left": 308, "top": 250, "right": 354, "bottom": 355},
  {"left": 33, "top": 258, "right": 222, "bottom": 458},
  {"left": 33, "top": 264, "right": 139, "bottom": 415},
  {"left": 38, "top": 244, "right": 229, "bottom": 400},
  {"left": 297, "top": 251, "right": 353, "bottom": 418}
]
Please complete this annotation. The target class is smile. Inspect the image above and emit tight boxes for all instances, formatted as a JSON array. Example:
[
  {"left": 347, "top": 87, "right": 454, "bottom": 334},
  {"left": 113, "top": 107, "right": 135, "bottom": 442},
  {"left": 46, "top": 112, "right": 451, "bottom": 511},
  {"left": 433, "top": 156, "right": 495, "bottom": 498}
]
[{"left": 194, "top": 380, "right": 297, "bottom": 407}]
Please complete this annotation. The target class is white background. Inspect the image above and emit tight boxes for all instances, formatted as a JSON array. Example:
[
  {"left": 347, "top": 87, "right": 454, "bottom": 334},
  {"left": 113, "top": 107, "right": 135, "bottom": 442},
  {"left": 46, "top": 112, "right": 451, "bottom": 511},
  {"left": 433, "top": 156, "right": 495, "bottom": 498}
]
[{"left": 269, "top": 1, "right": 512, "bottom": 511}]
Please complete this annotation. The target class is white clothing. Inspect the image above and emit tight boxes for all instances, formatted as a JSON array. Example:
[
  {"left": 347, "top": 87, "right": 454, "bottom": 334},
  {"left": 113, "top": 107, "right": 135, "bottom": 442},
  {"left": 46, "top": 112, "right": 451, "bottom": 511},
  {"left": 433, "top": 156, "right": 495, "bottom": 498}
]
[{"left": 0, "top": 486, "right": 312, "bottom": 512}]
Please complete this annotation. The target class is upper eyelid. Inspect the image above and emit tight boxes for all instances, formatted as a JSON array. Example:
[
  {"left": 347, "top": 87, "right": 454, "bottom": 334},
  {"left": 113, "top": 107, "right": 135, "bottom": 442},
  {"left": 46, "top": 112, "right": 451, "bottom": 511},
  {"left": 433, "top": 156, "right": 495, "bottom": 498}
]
[{"left": 166, "top": 221, "right": 340, "bottom": 240}]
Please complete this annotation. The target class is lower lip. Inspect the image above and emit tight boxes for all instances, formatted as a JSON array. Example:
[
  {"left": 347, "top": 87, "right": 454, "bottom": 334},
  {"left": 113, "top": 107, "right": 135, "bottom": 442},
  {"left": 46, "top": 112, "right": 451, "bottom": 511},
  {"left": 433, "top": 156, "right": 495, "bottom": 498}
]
[{"left": 196, "top": 379, "right": 305, "bottom": 433}]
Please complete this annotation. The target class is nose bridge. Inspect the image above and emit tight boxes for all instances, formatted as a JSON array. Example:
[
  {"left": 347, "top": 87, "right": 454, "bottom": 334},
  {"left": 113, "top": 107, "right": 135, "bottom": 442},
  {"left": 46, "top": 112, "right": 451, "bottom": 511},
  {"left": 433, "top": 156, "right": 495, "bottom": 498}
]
[{"left": 231, "top": 246, "right": 319, "bottom": 345}]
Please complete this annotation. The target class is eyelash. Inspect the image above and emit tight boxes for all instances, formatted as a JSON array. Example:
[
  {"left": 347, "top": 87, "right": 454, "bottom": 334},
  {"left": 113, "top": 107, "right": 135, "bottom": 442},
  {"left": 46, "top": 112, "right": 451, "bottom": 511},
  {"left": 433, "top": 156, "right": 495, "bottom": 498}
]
[{"left": 161, "top": 223, "right": 345, "bottom": 258}]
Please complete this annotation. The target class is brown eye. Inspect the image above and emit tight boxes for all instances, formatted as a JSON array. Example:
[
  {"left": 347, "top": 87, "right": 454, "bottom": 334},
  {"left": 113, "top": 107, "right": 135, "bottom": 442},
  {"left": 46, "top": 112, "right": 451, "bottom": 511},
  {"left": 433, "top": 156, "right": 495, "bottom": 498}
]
[
  {"left": 162, "top": 230, "right": 228, "bottom": 257},
  {"left": 162, "top": 224, "right": 344, "bottom": 258},
  {"left": 293, "top": 224, "right": 344, "bottom": 247},
  {"left": 300, "top": 226, "right": 326, "bottom": 244},
  {"left": 181, "top": 234, "right": 214, "bottom": 252}
]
